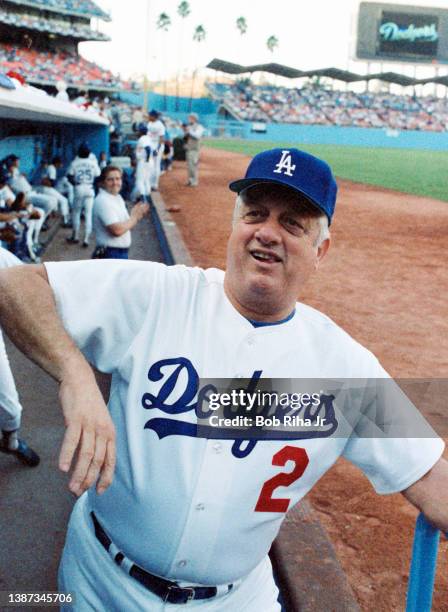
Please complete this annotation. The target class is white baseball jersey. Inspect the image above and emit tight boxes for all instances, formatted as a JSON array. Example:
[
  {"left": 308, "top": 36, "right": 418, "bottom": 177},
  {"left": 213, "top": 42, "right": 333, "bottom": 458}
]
[
  {"left": 146, "top": 119, "right": 165, "bottom": 148},
  {"left": 45, "top": 260, "right": 444, "bottom": 587},
  {"left": 68, "top": 156, "right": 100, "bottom": 186},
  {"left": 135, "top": 135, "right": 154, "bottom": 162},
  {"left": 9, "top": 168, "right": 32, "bottom": 195},
  {"left": 44, "top": 164, "right": 57, "bottom": 182},
  {"left": 93, "top": 189, "right": 131, "bottom": 249},
  {"left": 0, "top": 185, "right": 15, "bottom": 208},
  {"left": 0, "top": 247, "right": 23, "bottom": 432}
]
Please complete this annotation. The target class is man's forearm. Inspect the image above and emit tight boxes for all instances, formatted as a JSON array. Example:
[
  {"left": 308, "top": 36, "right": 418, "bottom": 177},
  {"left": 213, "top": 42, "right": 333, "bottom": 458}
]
[
  {"left": 107, "top": 217, "right": 138, "bottom": 237},
  {"left": 0, "top": 263, "right": 116, "bottom": 495},
  {"left": 402, "top": 457, "right": 448, "bottom": 533},
  {"left": 0, "top": 264, "right": 90, "bottom": 382}
]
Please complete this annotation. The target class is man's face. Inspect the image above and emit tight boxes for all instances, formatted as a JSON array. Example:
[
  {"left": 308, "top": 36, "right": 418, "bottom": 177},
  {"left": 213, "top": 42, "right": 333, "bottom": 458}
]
[
  {"left": 224, "top": 184, "right": 330, "bottom": 320},
  {"left": 103, "top": 170, "right": 122, "bottom": 195}
]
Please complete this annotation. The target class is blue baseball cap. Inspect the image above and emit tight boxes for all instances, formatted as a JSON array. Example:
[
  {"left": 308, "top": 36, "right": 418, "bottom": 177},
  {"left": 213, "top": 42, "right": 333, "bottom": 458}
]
[{"left": 229, "top": 148, "right": 337, "bottom": 224}]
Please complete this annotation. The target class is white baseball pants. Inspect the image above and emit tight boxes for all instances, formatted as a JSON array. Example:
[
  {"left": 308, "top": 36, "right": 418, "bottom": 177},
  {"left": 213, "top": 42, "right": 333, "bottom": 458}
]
[
  {"left": 72, "top": 185, "right": 95, "bottom": 243},
  {"left": 0, "top": 330, "right": 22, "bottom": 432},
  {"left": 58, "top": 495, "right": 281, "bottom": 611}
]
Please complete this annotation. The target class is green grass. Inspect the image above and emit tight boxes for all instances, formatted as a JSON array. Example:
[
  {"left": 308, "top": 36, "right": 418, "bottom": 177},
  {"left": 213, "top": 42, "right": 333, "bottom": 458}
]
[{"left": 204, "top": 138, "right": 448, "bottom": 202}]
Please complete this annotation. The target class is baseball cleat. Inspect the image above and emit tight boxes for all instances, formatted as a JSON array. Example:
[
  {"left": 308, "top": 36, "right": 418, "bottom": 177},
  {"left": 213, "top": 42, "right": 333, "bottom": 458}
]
[{"left": 0, "top": 438, "right": 40, "bottom": 467}]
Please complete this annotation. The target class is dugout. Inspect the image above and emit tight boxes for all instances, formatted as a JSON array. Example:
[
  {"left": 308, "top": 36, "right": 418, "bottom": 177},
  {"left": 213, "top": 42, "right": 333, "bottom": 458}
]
[{"left": 0, "top": 75, "right": 109, "bottom": 179}]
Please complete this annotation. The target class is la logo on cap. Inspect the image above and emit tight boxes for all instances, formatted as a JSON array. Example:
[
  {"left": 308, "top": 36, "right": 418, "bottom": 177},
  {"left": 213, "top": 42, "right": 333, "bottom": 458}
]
[{"left": 273, "top": 150, "right": 296, "bottom": 177}]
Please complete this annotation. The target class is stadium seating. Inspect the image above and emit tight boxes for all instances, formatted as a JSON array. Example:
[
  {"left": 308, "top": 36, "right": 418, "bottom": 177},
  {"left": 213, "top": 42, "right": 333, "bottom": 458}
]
[
  {"left": 0, "top": 43, "right": 136, "bottom": 90},
  {"left": 4, "top": 0, "right": 107, "bottom": 19},
  {"left": 0, "top": 8, "right": 108, "bottom": 40},
  {"left": 208, "top": 82, "right": 448, "bottom": 132}
]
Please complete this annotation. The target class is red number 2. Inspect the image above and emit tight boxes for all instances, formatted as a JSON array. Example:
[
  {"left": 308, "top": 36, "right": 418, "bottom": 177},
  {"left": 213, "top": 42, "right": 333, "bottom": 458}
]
[{"left": 254, "top": 446, "right": 309, "bottom": 513}]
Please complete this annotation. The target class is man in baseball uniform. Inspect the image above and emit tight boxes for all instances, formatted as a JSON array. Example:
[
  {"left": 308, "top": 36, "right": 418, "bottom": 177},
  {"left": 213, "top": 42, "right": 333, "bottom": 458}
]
[
  {"left": 0, "top": 149, "right": 446, "bottom": 611},
  {"left": 0, "top": 246, "right": 40, "bottom": 467},
  {"left": 6, "top": 155, "right": 57, "bottom": 227},
  {"left": 133, "top": 124, "right": 153, "bottom": 203},
  {"left": 66, "top": 144, "right": 101, "bottom": 248},
  {"left": 47, "top": 156, "right": 75, "bottom": 213},
  {"left": 40, "top": 158, "right": 71, "bottom": 226},
  {"left": 146, "top": 109, "right": 166, "bottom": 191}
]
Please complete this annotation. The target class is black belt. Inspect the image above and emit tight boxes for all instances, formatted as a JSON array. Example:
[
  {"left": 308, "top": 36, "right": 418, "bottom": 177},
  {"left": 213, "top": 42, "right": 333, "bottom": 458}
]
[{"left": 91, "top": 512, "right": 232, "bottom": 604}]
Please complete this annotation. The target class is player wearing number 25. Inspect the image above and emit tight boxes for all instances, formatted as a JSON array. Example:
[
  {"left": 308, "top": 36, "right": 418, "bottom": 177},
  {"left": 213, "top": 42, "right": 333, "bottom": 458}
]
[
  {"left": 0, "top": 148, "right": 446, "bottom": 611},
  {"left": 66, "top": 143, "right": 101, "bottom": 248}
]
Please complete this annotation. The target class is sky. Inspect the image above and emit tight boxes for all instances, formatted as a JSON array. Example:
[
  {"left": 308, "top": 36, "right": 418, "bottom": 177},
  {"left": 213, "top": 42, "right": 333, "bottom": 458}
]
[{"left": 79, "top": 0, "right": 448, "bottom": 82}]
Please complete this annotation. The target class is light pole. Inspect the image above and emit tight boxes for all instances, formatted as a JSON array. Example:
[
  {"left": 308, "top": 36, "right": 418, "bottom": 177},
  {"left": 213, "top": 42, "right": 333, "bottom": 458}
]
[{"left": 142, "top": 0, "right": 151, "bottom": 113}]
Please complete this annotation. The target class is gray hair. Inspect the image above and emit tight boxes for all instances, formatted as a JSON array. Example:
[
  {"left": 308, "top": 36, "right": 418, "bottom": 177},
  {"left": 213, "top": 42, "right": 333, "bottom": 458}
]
[{"left": 233, "top": 195, "right": 330, "bottom": 247}]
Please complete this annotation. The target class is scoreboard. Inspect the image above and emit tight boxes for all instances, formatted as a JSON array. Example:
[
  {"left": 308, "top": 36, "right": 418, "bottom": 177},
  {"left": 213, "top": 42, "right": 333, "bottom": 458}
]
[{"left": 357, "top": 2, "right": 448, "bottom": 64}]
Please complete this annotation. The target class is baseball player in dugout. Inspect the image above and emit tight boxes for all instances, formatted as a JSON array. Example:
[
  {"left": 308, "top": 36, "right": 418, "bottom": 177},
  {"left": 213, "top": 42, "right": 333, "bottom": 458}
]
[{"left": 0, "top": 148, "right": 447, "bottom": 611}]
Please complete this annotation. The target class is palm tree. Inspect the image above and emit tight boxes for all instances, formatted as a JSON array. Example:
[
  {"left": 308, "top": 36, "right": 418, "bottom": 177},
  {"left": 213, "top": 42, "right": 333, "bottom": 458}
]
[
  {"left": 236, "top": 16, "right": 247, "bottom": 36},
  {"left": 193, "top": 24, "right": 206, "bottom": 42},
  {"left": 156, "top": 12, "right": 171, "bottom": 110},
  {"left": 189, "top": 25, "right": 206, "bottom": 111},
  {"left": 178, "top": 1, "right": 191, "bottom": 19},
  {"left": 265, "top": 35, "right": 279, "bottom": 86},
  {"left": 266, "top": 35, "right": 279, "bottom": 54},
  {"left": 175, "top": 1, "right": 191, "bottom": 110},
  {"left": 156, "top": 12, "right": 171, "bottom": 31},
  {"left": 235, "top": 16, "right": 247, "bottom": 72}
]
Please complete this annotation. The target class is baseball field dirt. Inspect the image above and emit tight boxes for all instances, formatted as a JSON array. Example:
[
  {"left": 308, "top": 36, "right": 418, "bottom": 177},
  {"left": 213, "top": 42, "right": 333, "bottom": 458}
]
[{"left": 159, "top": 146, "right": 448, "bottom": 611}]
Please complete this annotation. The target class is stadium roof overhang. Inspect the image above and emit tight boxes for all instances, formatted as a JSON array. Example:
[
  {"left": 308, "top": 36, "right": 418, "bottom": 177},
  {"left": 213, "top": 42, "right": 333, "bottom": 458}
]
[
  {"left": 3, "top": 0, "right": 111, "bottom": 21},
  {"left": 206, "top": 58, "right": 447, "bottom": 87},
  {"left": 0, "top": 79, "right": 109, "bottom": 124}
]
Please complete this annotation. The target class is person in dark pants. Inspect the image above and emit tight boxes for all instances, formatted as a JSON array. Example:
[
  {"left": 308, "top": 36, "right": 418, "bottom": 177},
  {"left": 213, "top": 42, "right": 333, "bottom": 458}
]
[{"left": 92, "top": 166, "right": 149, "bottom": 259}]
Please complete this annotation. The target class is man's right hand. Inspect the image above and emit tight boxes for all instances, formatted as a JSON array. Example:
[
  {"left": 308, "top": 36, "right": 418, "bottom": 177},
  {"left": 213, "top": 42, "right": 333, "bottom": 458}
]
[
  {"left": 58, "top": 370, "right": 116, "bottom": 497},
  {"left": 131, "top": 203, "right": 150, "bottom": 221}
]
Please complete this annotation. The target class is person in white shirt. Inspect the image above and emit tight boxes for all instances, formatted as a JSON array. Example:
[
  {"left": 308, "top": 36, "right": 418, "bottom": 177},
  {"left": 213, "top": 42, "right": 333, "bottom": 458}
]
[
  {"left": 92, "top": 166, "right": 149, "bottom": 259},
  {"left": 146, "top": 110, "right": 166, "bottom": 191},
  {"left": 39, "top": 160, "right": 70, "bottom": 226},
  {"left": 48, "top": 156, "right": 74, "bottom": 212},
  {"left": 183, "top": 113, "right": 205, "bottom": 187},
  {"left": 133, "top": 125, "right": 153, "bottom": 202},
  {"left": 66, "top": 144, "right": 101, "bottom": 248},
  {"left": 7, "top": 155, "right": 57, "bottom": 219},
  {"left": 0, "top": 172, "right": 45, "bottom": 260}
]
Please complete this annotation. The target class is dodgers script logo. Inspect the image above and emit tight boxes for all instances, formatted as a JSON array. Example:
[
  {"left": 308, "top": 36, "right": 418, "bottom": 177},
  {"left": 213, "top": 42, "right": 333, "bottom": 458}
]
[
  {"left": 141, "top": 358, "right": 338, "bottom": 458},
  {"left": 273, "top": 150, "right": 296, "bottom": 177}
]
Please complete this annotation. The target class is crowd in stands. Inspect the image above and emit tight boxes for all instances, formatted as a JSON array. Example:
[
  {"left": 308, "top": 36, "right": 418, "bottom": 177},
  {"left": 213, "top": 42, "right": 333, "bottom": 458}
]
[
  {"left": 0, "top": 8, "right": 108, "bottom": 40},
  {"left": 4, "top": 0, "right": 107, "bottom": 19},
  {"left": 0, "top": 43, "right": 138, "bottom": 90},
  {"left": 208, "top": 82, "right": 448, "bottom": 132}
]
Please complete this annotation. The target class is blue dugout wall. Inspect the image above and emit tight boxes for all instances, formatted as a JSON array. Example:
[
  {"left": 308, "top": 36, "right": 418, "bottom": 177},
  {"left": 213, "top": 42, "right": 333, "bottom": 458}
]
[{"left": 0, "top": 121, "right": 109, "bottom": 180}]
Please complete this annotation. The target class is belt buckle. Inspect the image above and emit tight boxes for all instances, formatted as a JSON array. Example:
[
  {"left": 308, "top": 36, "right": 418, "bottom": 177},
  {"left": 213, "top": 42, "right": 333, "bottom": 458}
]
[{"left": 164, "top": 585, "right": 195, "bottom": 604}]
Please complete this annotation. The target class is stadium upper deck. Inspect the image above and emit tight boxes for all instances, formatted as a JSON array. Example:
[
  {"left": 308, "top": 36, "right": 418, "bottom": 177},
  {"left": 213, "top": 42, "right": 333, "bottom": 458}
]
[
  {"left": 0, "top": 0, "right": 135, "bottom": 92},
  {"left": 0, "top": 7, "right": 108, "bottom": 41},
  {"left": 3, "top": 0, "right": 109, "bottom": 20},
  {"left": 208, "top": 82, "right": 448, "bottom": 132}
]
